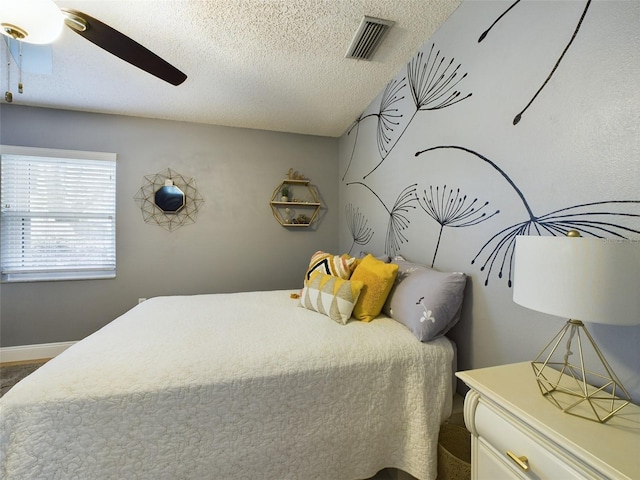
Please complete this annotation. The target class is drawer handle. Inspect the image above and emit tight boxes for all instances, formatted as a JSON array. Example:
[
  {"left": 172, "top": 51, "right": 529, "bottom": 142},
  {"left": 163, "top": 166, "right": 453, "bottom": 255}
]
[{"left": 506, "top": 450, "right": 530, "bottom": 471}]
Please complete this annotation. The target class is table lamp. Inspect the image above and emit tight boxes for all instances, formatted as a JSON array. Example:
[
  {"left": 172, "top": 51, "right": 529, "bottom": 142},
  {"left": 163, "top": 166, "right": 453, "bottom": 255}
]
[{"left": 513, "top": 232, "right": 640, "bottom": 422}]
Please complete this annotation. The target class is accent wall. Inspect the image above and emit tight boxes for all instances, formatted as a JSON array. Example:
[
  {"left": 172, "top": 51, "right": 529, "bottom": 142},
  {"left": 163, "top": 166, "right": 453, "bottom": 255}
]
[{"left": 337, "top": 0, "right": 640, "bottom": 401}]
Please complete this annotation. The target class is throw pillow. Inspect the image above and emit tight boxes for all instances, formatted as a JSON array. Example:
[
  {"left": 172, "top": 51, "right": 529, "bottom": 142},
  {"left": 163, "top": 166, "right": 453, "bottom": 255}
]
[
  {"left": 350, "top": 254, "right": 399, "bottom": 322},
  {"left": 383, "top": 258, "right": 466, "bottom": 341},
  {"left": 357, "top": 251, "right": 391, "bottom": 263},
  {"left": 304, "top": 251, "right": 356, "bottom": 285},
  {"left": 300, "top": 271, "right": 364, "bottom": 324}
]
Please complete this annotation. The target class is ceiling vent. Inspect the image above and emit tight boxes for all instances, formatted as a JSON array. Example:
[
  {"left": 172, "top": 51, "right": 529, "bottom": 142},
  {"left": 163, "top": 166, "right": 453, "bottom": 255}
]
[{"left": 345, "top": 16, "right": 395, "bottom": 61}]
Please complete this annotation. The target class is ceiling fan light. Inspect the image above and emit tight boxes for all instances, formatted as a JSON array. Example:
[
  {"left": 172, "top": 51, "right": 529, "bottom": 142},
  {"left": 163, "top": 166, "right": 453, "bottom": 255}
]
[{"left": 0, "top": 0, "right": 64, "bottom": 44}]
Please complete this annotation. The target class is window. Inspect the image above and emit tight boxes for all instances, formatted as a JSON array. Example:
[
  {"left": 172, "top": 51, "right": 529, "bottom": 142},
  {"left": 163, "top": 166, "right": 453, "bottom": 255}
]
[{"left": 1, "top": 146, "right": 116, "bottom": 282}]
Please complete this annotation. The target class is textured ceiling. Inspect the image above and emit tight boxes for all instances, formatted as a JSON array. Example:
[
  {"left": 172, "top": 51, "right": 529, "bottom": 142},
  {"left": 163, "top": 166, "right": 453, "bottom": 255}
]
[{"left": 1, "top": 0, "right": 461, "bottom": 137}]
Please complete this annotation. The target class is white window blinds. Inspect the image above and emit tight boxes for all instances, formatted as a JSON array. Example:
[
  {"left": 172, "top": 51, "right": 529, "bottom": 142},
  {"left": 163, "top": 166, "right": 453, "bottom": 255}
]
[{"left": 1, "top": 146, "right": 116, "bottom": 282}]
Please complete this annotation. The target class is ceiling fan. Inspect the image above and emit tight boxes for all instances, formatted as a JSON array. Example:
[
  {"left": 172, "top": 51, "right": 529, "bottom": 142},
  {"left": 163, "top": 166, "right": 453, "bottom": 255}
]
[{"left": 0, "top": 0, "right": 187, "bottom": 86}]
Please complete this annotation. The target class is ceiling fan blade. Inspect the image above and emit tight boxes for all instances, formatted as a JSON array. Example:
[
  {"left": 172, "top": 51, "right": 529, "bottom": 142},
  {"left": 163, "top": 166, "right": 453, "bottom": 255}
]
[{"left": 60, "top": 9, "right": 187, "bottom": 86}]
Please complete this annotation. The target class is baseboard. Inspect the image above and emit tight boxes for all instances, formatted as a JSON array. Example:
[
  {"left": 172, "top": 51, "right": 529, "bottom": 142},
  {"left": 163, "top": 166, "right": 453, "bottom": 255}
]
[{"left": 0, "top": 341, "right": 75, "bottom": 364}]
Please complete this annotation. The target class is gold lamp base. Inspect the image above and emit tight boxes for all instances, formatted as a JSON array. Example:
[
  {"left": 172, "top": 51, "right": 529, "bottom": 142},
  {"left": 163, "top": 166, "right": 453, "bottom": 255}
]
[{"left": 531, "top": 319, "right": 632, "bottom": 423}]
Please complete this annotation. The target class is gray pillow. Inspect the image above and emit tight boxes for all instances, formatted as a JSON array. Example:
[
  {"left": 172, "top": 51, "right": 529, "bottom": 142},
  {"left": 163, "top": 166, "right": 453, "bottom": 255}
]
[{"left": 383, "top": 257, "right": 466, "bottom": 342}]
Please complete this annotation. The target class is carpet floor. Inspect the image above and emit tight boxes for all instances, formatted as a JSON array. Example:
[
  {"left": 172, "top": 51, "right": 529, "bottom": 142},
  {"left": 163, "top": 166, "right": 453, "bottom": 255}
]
[{"left": 0, "top": 361, "right": 48, "bottom": 398}]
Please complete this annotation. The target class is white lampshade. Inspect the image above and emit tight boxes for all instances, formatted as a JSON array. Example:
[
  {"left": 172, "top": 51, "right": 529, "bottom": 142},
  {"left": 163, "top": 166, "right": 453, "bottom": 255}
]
[
  {"left": 514, "top": 234, "right": 639, "bottom": 423},
  {"left": 513, "top": 235, "right": 640, "bottom": 326},
  {"left": 0, "top": 0, "right": 64, "bottom": 44}
]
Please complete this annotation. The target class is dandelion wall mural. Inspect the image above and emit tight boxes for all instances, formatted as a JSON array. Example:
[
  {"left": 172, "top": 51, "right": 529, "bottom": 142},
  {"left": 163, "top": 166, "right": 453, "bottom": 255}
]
[
  {"left": 418, "top": 184, "right": 499, "bottom": 268},
  {"left": 478, "top": 0, "right": 592, "bottom": 125},
  {"left": 415, "top": 145, "right": 640, "bottom": 287},
  {"left": 337, "top": 0, "right": 640, "bottom": 401},
  {"left": 345, "top": 203, "right": 374, "bottom": 255},
  {"left": 345, "top": 182, "right": 417, "bottom": 257},
  {"left": 342, "top": 43, "right": 472, "bottom": 181}
]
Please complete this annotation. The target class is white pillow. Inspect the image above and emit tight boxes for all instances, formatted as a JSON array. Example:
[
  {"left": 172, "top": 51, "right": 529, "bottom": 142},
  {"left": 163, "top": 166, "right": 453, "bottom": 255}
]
[{"left": 300, "top": 271, "right": 364, "bottom": 324}]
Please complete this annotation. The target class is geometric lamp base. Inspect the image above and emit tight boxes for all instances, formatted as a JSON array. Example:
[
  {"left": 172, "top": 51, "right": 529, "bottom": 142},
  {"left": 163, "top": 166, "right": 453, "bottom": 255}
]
[{"left": 531, "top": 319, "right": 632, "bottom": 423}]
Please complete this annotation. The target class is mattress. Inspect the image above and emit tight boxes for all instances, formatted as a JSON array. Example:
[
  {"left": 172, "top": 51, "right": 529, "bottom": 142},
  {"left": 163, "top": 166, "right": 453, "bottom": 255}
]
[{"left": 0, "top": 290, "right": 455, "bottom": 480}]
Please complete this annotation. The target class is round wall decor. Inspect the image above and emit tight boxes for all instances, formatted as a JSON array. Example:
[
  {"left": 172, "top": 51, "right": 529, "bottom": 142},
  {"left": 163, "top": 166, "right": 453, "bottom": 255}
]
[{"left": 134, "top": 168, "right": 204, "bottom": 231}]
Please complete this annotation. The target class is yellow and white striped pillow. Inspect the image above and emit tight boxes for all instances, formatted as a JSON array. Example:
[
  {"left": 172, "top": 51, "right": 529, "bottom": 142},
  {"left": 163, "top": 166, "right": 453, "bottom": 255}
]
[{"left": 300, "top": 271, "right": 364, "bottom": 324}]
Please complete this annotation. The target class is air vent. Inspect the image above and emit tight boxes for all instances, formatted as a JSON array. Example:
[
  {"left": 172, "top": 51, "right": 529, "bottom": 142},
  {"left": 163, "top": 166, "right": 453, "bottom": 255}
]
[{"left": 345, "top": 16, "right": 395, "bottom": 61}]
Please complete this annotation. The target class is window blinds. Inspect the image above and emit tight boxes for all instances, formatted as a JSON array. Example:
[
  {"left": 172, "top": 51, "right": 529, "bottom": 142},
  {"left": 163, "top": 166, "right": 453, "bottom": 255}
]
[{"left": 1, "top": 147, "right": 116, "bottom": 282}]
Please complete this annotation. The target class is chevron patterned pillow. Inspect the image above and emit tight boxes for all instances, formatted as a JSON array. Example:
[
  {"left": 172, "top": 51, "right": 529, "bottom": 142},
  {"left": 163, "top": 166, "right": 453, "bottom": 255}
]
[{"left": 304, "top": 251, "right": 356, "bottom": 285}]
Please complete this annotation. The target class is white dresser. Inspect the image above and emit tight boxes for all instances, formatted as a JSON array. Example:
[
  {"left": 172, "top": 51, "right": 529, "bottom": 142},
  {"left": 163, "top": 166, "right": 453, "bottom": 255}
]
[{"left": 456, "top": 362, "right": 640, "bottom": 479}]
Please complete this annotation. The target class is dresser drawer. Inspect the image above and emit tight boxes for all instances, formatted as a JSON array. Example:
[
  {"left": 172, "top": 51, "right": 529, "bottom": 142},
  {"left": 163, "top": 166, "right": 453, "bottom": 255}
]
[
  {"left": 458, "top": 364, "right": 640, "bottom": 480},
  {"left": 476, "top": 437, "right": 528, "bottom": 480},
  {"left": 474, "top": 400, "right": 593, "bottom": 479}
]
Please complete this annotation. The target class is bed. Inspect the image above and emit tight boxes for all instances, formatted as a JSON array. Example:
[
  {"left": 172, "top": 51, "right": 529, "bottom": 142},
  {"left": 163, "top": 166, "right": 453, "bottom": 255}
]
[{"left": 1, "top": 256, "right": 464, "bottom": 480}]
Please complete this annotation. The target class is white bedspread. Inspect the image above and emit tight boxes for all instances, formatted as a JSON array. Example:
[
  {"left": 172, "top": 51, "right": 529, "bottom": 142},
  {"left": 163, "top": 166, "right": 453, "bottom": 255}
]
[{"left": 0, "top": 290, "right": 454, "bottom": 480}]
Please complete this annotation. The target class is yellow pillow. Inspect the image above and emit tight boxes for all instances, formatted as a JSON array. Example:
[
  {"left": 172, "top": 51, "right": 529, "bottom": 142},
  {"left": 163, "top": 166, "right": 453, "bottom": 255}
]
[{"left": 350, "top": 254, "right": 399, "bottom": 322}]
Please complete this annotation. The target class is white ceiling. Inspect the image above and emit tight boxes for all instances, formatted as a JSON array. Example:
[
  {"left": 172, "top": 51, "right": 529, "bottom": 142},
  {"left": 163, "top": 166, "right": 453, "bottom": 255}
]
[{"left": 1, "top": 0, "right": 461, "bottom": 137}]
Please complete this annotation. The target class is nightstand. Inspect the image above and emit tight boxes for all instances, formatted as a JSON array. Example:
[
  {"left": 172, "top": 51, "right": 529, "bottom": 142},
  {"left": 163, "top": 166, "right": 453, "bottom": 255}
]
[{"left": 456, "top": 362, "right": 640, "bottom": 479}]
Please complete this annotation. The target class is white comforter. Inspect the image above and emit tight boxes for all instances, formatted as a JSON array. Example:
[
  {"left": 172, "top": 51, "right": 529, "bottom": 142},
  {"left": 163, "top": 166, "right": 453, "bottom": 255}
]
[{"left": 0, "top": 290, "right": 454, "bottom": 480}]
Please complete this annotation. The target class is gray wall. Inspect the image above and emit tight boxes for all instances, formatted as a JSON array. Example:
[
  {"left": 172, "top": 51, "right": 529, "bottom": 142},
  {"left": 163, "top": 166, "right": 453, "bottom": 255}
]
[
  {"left": 0, "top": 104, "right": 339, "bottom": 346},
  {"left": 338, "top": 0, "right": 640, "bottom": 401}
]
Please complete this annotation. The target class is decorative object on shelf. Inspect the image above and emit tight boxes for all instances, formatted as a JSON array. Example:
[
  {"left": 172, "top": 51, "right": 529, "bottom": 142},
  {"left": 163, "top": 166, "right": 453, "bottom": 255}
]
[
  {"left": 287, "top": 168, "right": 307, "bottom": 180},
  {"left": 134, "top": 168, "right": 204, "bottom": 231},
  {"left": 513, "top": 231, "right": 640, "bottom": 422},
  {"left": 292, "top": 214, "right": 311, "bottom": 224},
  {"left": 269, "top": 175, "right": 321, "bottom": 227},
  {"left": 282, "top": 207, "right": 293, "bottom": 224},
  {"left": 280, "top": 184, "right": 290, "bottom": 202}
]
